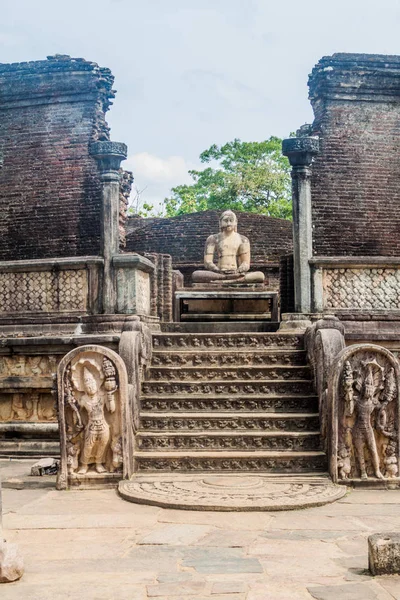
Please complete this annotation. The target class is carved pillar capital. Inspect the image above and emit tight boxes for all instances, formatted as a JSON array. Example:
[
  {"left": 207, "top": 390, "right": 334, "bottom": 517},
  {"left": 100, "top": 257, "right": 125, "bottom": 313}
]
[
  {"left": 90, "top": 141, "right": 127, "bottom": 179},
  {"left": 282, "top": 136, "right": 319, "bottom": 169}
]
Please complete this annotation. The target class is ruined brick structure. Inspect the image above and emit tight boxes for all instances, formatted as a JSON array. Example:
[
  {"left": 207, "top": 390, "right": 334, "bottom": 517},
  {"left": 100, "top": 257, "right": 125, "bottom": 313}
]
[
  {"left": 0, "top": 56, "right": 156, "bottom": 460},
  {"left": 0, "top": 55, "right": 116, "bottom": 260},
  {"left": 309, "top": 54, "right": 400, "bottom": 257},
  {"left": 126, "top": 210, "right": 293, "bottom": 288},
  {"left": 283, "top": 54, "right": 400, "bottom": 338},
  {"left": 4, "top": 51, "right": 399, "bottom": 495}
]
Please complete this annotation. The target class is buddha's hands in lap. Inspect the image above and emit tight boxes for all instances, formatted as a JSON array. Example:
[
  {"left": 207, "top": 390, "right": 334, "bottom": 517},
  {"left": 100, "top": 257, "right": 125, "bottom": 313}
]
[{"left": 222, "top": 270, "right": 243, "bottom": 279}]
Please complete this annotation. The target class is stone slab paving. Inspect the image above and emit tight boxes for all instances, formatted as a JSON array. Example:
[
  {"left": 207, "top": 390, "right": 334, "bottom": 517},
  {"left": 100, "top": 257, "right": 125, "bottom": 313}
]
[{"left": 1, "top": 470, "right": 400, "bottom": 598}]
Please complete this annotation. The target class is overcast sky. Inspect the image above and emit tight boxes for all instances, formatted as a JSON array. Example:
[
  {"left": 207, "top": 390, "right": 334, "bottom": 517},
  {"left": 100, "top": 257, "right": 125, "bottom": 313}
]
[{"left": 2, "top": 0, "right": 400, "bottom": 211}]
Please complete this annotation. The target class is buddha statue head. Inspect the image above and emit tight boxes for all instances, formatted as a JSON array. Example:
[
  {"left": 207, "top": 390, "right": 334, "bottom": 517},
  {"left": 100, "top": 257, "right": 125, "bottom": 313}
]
[{"left": 219, "top": 210, "right": 237, "bottom": 233}]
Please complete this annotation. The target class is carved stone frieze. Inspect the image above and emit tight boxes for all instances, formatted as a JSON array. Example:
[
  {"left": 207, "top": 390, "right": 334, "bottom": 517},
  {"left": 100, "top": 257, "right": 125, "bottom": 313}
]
[
  {"left": 136, "top": 454, "right": 327, "bottom": 473},
  {"left": 140, "top": 395, "right": 317, "bottom": 413},
  {"left": 0, "top": 270, "right": 87, "bottom": 313},
  {"left": 56, "top": 345, "right": 131, "bottom": 489},
  {"left": 151, "top": 351, "right": 306, "bottom": 367},
  {"left": 141, "top": 380, "right": 311, "bottom": 396},
  {"left": 140, "top": 415, "right": 320, "bottom": 432},
  {"left": 0, "top": 355, "right": 59, "bottom": 379},
  {"left": 323, "top": 268, "right": 400, "bottom": 310},
  {"left": 148, "top": 366, "right": 310, "bottom": 382},
  {"left": 329, "top": 344, "right": 400, "bottom": 483},
  {"left": 138, "top": 434, "right": 321, "bottom": 451},
  {"left": 0, "top": 392, "right": 56, "bottom": 422},
  {"left": 0, "top": 355, "right": 60, "bottom": 423},
  {"left": 152, "top": 334, "right": 303, "bottom": 350}
]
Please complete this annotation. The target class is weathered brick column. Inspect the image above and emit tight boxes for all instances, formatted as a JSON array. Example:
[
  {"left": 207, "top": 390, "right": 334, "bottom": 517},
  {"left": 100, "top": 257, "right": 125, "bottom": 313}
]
[
  {"left": 90, "top": 141, "right": 127, "bottom": 313},
  {"left": 282, "top": 135, "right": 319, "bottom": 313}
]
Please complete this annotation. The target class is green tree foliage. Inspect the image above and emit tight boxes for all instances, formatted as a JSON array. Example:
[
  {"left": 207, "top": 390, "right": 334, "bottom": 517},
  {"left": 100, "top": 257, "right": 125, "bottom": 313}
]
[{"left": 163, "top": 137, "right": 292, "bottom": 219}]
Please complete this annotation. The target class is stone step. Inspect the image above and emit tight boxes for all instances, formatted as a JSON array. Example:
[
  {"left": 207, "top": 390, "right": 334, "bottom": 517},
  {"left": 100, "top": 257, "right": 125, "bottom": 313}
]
[
  {"left": 161, "top": 321, "right": 279, "bottom": 333},
  {"left": 151, "top": 349, "right": 308, "bottom": 367},
  {"left": 137, "top": 431, "right": 321, "bottom": 452},
  {"left": 142, "top": 379, "right": 313, "bottom": 396},
  {"left": 147, "top": 365, "right": 311, "bottom": 382},
  {"left": 152, "top": 332, "right": 304, "bottom": 351},
  {"left": 134, "top": 450, "right": 327, "bottom": 473},
  {"left": 140, "top": 394, "right": 318, "bottom": 413},
  {"left": 140, "top": 412, "right": 320, "bottom": 432},
  {"left": 0, "top": 439, "right": 60, "bottom": 458}
]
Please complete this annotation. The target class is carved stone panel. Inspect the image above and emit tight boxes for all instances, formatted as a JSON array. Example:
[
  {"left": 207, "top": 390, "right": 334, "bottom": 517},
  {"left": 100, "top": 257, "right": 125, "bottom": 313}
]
[
  {"left": 56, "top": 345, "right": 132, "bottom": 489},
  {"left": 0, "top": 393, "right": 56, "bottom": 422},
  {"left": 0, "top": 355, "right": 60, "bottom": 423},
  {"left": 116, "top": 268, "right": 151, "bottom": 315},
  {"left": 0, "top": 355, "right": 59, "bottom": 389},
  {"left": 328, "top": 344, "right": 400, "bottom": 483},
  {"left": 323, "top": 268, "right": 400, "bottom": 310},
  {"left": 0, "top": 269, "right": 88, "bottom": 314}
]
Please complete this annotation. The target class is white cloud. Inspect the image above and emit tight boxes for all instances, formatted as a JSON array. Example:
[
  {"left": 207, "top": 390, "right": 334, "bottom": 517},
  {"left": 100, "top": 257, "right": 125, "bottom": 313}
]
[
  {"left": 124, "top": 152, "right": 200, "bottom": 214},
  {"left": 126, "top": 152, "right": 193, "bottom": 184}
]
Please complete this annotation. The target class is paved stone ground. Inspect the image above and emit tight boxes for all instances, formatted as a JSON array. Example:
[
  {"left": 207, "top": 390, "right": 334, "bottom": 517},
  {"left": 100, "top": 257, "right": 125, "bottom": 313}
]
[{"left": 1, "top": 468, "right": 400, "bottom": 599}]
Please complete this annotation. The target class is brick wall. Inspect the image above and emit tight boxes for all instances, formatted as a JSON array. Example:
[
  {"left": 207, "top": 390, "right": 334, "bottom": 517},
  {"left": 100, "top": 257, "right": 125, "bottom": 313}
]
[
  {"left": 0, "top": 55, "right": 115, "bottom": 260},
  {"left": 309, "top": 53, "right": 400, "bottom": 257}
]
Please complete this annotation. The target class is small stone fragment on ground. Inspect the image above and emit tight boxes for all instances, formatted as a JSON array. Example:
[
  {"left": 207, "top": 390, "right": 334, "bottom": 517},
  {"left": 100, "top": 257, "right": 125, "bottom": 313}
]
[
  {"left": 0, "top": 540, "right": 24, "bottom": 583},
  {"left": 30, "top": 458, "right": 59, "bottom": 477}
]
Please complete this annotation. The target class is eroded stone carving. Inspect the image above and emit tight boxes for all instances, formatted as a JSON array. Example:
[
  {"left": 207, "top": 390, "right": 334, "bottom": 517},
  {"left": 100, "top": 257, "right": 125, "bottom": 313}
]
[
  {"left": 0, "top": 355, "right": 60, "bottom": 423},
  {"left": 329, "top": 344, "right": 400, "bottom": 482},
  {"left": 192, "top": 210, "right": 265, "bottom": 284},
  {"left": 152, "top": 334, "right": 302, "bottom": 349},
  {"left": 0, "top": 270, "right": 87, "bottom": 313},
  {"left": 56, "top": 345, "right": 131, "bottom": 488},
  {"left": 0, "top": 393, "right": 56, "bottom": 423}
]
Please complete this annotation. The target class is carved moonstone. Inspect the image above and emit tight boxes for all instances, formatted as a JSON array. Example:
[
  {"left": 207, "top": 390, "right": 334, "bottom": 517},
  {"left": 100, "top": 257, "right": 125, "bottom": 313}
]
[
  {"left": 56, "top": 345, "right": 132, "bottom": 489},
  {"left": 328, "top": 344, "right": 400, "bottom": 483},
  {"left": 192, "top": 210, "right": 265, "bottom": 285}
]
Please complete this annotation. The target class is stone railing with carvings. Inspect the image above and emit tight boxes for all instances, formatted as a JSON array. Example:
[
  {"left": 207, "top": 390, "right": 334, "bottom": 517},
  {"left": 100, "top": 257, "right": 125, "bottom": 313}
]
[
  {"left": 0, "top": 257, "right": 104, "bottom": 316},
  {"left": 310, "top": 257, "right": 400, "bottom": 314},
  {"left": 305, "top": 316, "right": 345, "bottom": 452}
]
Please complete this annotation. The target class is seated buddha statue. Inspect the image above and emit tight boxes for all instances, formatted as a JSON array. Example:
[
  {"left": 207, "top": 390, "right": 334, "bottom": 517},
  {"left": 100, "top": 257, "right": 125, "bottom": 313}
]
[{"left": 192, "top": 210, "right": 265, "bottom": 284}]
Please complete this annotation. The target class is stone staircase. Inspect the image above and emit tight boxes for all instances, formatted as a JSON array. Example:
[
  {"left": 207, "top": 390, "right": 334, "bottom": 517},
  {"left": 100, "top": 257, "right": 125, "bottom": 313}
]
[{"left": 134, "top": 331, "right": 326, "bottom": 474}]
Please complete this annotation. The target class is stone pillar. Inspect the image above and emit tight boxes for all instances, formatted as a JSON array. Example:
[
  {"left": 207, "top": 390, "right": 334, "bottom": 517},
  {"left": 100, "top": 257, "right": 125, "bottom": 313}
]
[
  {"left": 282, "top": 134, "right": 319, "bottom": 313},
  {"left": 90, "top": 141, "right": 127, "bottom": 313}
]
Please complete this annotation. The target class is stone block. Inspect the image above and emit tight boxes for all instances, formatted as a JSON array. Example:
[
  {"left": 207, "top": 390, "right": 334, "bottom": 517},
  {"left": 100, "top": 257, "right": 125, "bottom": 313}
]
[
  {"left": 114, "top": 254, "right": 153, "bottom": 315},
  {"left": 369, "top": 533, "right": 400, "bottom": 575},
  {"left": 0, "top": 541, "right": 24, "bottom": 583}
]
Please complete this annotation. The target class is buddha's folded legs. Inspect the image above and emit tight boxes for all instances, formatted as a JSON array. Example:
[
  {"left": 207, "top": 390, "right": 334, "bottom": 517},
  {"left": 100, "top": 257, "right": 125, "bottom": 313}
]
[
  {"left": 192, "top": 270, "right": 236, "bottom": 282},
  {"left": 192, "top": 270, "right": 265, "bottom": 284}
]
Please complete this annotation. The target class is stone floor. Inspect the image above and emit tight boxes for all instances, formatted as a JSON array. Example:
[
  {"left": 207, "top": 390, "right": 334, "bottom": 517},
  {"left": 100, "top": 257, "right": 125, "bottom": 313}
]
[{"left": 1, "top": 465, "right": 400, "bottom": 599}]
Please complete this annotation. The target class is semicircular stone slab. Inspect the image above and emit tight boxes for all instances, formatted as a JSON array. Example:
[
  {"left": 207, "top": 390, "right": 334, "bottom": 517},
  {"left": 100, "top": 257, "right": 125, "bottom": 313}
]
[{"left": 118, "top": 474, "right": 347, "bottom": 511}]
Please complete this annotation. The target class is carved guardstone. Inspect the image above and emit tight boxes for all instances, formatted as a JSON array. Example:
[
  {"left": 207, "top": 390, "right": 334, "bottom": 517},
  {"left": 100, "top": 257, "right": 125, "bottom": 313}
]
[
  {"left": 328, "top": 344, "right": 400, "bottom": 484},
  {"left": 56, "top": 345, "right": 132, "bottom": 489}
]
